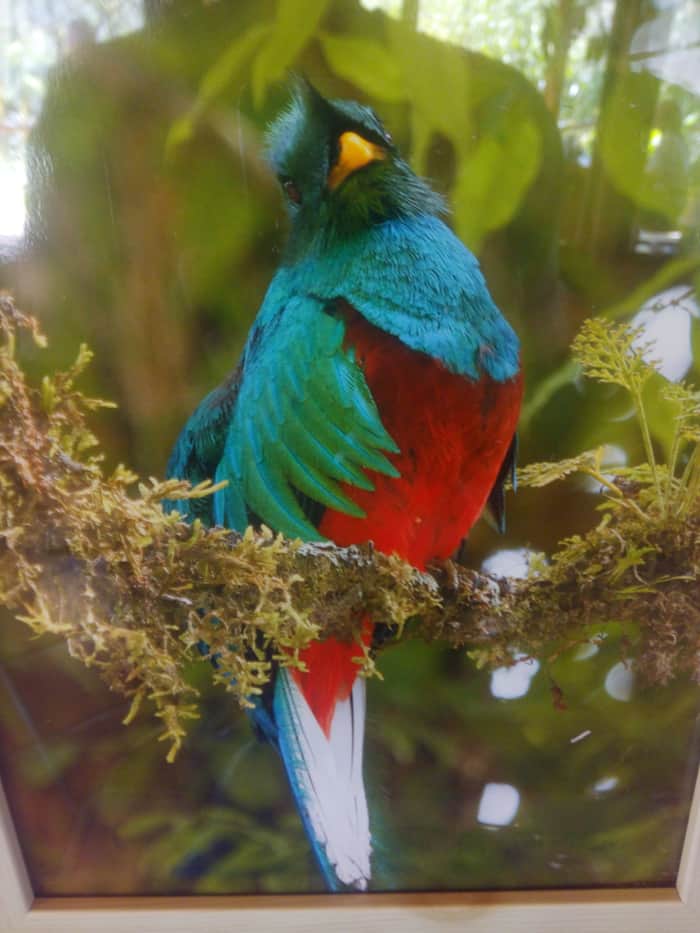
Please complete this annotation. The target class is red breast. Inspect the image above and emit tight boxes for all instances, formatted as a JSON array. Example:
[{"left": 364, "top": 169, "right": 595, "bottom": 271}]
[{"left": 294, "top": 309, "right": 523, "bottom": 733}]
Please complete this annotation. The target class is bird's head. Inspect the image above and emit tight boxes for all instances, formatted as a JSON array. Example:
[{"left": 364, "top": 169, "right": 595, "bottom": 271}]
[{"left": 266, "top": 79, "right": 444, "bottom": 256}]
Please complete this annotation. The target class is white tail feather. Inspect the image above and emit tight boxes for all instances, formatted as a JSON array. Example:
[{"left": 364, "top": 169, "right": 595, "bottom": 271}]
[{"left": 274, "top": 670, "right": 371, "bottom": 889}]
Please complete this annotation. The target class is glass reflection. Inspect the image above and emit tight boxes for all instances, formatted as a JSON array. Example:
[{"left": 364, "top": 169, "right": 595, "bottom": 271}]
[
  {"left": 477, "top": 783, "right": 521, "bottom": 827},
  {"left": 490, "top": 657, "right": 540, "bottom": 700}
]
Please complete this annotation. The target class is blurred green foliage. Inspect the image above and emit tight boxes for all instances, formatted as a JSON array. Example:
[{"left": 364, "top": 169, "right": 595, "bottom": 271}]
[{"left": 0, "top": 0, "right": 699, "bottom": 899}]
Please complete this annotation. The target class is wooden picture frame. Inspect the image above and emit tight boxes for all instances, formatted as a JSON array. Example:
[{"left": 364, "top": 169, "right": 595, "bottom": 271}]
[{"left": 1, "top": 764, "right": 699, "bottom": 931}]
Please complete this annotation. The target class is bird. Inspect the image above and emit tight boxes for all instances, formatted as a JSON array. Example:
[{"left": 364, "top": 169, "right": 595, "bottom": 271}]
[{"left": 166, "top": 79, "right": 523, "bottom": 892}]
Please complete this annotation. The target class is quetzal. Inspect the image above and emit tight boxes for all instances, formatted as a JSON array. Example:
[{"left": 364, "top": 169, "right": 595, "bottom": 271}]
[{"left": 166, "top": 80, "right": 522, "bottom": 891}]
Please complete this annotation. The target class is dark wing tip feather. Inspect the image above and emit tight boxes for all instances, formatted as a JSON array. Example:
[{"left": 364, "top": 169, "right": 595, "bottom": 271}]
[
  {"left": 165, "top": 364, "right": 244, "bottom": 526},
  {"left": 486, "top": 432, "right": 518, "bottom": 535}
]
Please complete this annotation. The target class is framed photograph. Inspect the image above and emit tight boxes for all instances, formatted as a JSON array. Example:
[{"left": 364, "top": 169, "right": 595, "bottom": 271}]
[{"left": 1, "top": 0, "right": 699, "bottom": 928}]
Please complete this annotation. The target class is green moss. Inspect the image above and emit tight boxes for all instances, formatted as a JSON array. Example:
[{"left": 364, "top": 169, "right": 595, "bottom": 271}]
[{"left": 0, "top": 294, "right": 697, "bottom": 760}]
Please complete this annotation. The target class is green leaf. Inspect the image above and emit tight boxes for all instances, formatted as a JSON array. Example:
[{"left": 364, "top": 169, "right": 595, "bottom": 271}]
[
  {"left": 571, "top": 318, "right": 656, "bottom": 395},
  {"left": 166, "top": 23, "right": 271, "bottom": 157},
  {"left": 520, "top": 360, "right": 579, "bottom": 431},
  {"left": 251, "top": 0, "right": 330, "bottom": 107},
  {"left": 386, "top": 18, "right": 470, "bottom": 163},
  {"left": 199, "top": 23, "right": 272, "bottom": 105},
  {"left": 516, "top": 449, "right": 602, "bottom": 489},
  {"left": 692, "top": 292, "right": 700, "bottom": 379},
  {"left": 642, "top": 371, "right": 684, "bottom": 462},
  {"left": 452, "top": 114, "right": 542, "bottom": 250},
  {"left": 120, "top": 811, "right": 176, "bottom": 840},
  {"left": 318, "top": 33, "right": 404, "bottom": 102},
  {"left": 608, "top": 545, "right": 656, "bottom": 584},
  {"left": 599, "top": 71, "right": 681, "bottom": 219},
  {"left": 598, "top": 71, "right": 648, "bottom": 202}
]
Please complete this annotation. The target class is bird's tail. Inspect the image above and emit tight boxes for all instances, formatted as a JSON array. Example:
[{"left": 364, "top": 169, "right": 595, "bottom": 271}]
[{"left": 273, "top": 665, "right": 371, "bottom": 890}]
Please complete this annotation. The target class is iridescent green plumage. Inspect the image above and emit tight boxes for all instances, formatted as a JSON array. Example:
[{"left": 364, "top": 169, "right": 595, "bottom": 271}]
[{"left": 211, "top": 290, "right": 399, "bottom": 539}]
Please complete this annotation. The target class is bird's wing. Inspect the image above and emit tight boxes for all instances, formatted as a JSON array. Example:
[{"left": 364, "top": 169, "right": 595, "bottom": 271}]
[
  {"left": 165, "top": 363, "right": 243, "bottom": 525},
  {"left": 486, "top": 432, "right": 519, "bottom": 534},
  {"left": 168, "top": 291, "right": 399, "bottom": 540},
  {"left": 212, "top": 292, "right": 400, "bottom": 540}
]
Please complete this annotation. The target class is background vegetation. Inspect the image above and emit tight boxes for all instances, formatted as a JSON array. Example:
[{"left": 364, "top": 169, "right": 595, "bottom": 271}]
[{"left": 0, "top": 0, "right": 699, "bottom": 896}]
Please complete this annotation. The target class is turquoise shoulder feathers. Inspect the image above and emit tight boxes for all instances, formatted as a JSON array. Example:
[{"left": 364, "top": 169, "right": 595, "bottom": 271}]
[{"left": 289, "top": 215, "right": 519, "bottom": 383}]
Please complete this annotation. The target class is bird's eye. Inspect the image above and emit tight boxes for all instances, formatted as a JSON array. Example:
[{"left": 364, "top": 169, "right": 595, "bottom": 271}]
[{"left": 282, "top": 179, "right": 302, "bottom": 205}]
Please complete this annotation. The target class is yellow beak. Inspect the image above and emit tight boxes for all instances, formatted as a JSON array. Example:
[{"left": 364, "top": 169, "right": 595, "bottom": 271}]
[{"left": 327, "top": 131, "right": 386, "bottom": 191}]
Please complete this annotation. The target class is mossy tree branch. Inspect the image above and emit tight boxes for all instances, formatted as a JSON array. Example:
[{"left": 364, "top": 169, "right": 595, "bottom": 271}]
[{"left": 0, "top": 293, "right": 698, "bottom": 761}]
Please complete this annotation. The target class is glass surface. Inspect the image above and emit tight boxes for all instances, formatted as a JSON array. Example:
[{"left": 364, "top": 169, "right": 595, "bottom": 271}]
[{"left": 0, "top": 0, "right": 699, "bottom": 896}]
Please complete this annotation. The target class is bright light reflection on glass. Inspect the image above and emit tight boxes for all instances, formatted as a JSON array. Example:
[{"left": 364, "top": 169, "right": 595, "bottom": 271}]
[
  {"left": 592, "top": 775, "right": 619, "bottom": 794},
  {"left": 481, "top": 548, "right": 534, "bottom": 580},
  {"left": 605, "top": 662, "right": 636, "bottom": 702},
  {"left": 490, "top": 655, "right": 539, "bottom": 699},
  {"left": 477, "top": 783, "right": 520, "bottom": 827},
  {"left": 0, "top": 1, "right": 144, "bottom": 245},
  {"left": 570, "top": 729, "right": 592, "bottom": 744},
  {"left": 630, "top": 1, "right": 700, "bottom": 95},
  {"left": 582, "top": 444, "right": 628, "bottom": 494},
  {"left": 0, "top": 158, "right": 26, "bottom": 239},
  {"left": 574, "top": 642, "right": 599, "bottom": 661},
  {"left": 631, "top": 285, "right": 698, "bottom": 383}
]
